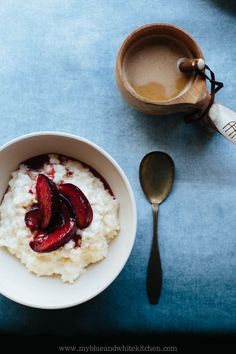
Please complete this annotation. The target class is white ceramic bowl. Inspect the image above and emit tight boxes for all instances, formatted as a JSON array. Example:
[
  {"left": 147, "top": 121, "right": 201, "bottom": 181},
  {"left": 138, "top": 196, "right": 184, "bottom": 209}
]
[{"left": 0, "top": 132, "right": 137, "bottom": 309}]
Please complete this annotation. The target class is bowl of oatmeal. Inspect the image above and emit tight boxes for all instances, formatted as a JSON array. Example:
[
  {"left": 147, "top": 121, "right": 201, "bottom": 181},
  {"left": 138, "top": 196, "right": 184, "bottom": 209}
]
[{"left": 0, "top": 132, "right": 136, "bottom": 309}]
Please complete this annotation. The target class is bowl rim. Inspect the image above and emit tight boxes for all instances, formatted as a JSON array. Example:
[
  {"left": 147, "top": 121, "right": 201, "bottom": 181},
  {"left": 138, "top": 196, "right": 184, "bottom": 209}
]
[{"left": 0, "top": 131, "right": 137, "bottom": 309}]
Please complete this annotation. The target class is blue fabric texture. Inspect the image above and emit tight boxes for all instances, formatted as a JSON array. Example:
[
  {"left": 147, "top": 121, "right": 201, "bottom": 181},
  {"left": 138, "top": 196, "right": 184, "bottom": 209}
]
[{"left": 0, "top": 0, "right": 235, "bottom": 335}]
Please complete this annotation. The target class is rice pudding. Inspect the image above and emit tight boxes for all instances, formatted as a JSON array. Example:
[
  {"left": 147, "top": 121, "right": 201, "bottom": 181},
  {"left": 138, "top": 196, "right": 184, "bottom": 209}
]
[{"left": 0, "top": 154, "right": 120, "bottom": 283}]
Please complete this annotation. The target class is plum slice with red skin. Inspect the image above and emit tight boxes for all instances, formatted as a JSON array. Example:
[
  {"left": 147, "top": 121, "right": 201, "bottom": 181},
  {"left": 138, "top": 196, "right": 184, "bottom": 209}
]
[
  {"left": 26, "top": 180, "right": 91, "bottom": 252},
  {"left": 59, "top": 193, "right": 75, "bottom": 220},
  {"left": 59, "top": 183, "right": 93, "bottom": 229},
  {"left": 29, "top": 218, "right": 77, "bottom": 253},
  {"left": 36, "top": 174, "right": 60, "bottom": 229},
  {"left": 46, "top": 196, "right": 72, "bottom": 232},
  {"left": 25, "top": 205, "right": 41, "bottom": 231}
]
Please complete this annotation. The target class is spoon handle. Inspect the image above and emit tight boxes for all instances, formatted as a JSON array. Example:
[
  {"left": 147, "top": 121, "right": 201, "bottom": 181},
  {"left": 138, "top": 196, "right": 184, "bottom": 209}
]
[{"left": 147, "top": 203, "right": 162, "bottom": 304}]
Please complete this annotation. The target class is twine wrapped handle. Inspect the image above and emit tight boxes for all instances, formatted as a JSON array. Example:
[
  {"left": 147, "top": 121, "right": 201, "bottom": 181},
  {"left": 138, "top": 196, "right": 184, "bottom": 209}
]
[
  {"left": 179, "top": 59, "right": 224, "bottom": 128},
  {"left": 180, "top": 58, "right": 236, "bottom": 144}
]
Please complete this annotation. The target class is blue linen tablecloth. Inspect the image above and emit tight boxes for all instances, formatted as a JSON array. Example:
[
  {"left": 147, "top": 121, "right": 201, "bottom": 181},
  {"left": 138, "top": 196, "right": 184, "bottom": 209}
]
[{"left": 0, "top": 0, "right": 235, "bottom": 336}]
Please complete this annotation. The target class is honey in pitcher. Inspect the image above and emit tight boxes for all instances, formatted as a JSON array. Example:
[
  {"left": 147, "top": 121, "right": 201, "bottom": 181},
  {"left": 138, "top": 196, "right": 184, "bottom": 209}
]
[{"left": 123, "top": 35, "right": 194, "bottom": 102}]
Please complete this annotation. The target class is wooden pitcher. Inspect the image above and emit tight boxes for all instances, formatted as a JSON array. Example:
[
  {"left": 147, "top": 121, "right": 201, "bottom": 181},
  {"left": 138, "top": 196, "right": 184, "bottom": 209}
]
[{"left": 116, "top": 24, "right": 236, "bottom": 144}]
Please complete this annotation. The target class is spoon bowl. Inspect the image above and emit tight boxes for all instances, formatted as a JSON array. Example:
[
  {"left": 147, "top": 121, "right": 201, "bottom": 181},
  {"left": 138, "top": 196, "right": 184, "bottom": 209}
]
[{"left": 140, "top": 152, "right": 174, "bottom": 205}]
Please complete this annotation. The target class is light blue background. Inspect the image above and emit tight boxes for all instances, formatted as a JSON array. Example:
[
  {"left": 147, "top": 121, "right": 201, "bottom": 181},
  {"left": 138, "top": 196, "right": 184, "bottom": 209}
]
[{"left": 0, "top": 0, "right": 235, "bottom": 335}]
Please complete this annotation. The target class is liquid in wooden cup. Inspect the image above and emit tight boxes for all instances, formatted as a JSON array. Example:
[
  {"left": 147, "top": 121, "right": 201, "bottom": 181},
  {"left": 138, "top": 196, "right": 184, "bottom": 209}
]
[{"left": 116, "top": 24, "right": 208, "bottom": 115}]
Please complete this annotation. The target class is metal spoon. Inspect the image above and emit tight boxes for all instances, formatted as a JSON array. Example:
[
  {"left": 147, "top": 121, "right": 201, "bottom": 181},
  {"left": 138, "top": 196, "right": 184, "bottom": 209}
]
[{"left": 139, "top": 151, "right": 175, "bottom": 304}]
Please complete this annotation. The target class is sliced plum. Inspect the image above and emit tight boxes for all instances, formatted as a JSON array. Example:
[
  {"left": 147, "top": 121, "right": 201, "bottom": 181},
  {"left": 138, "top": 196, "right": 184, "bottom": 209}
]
[
  {"left": 29, "top": 218, "right": 77, "bottom": 253},
  {"left": 25, "top": 205, "right": 41, "bottom": 231},
  {"left": 59, "top": 183, "right": 93, "bottom": 229},
  {"left": 59, "top": 193, "right": 75, "bottom": 220},
  {"left": 45, "top": 213, "right": 64, "bottom": 233},
  {"left": 31, "top": 192, "right": 75, "bottom": 235},
  {"left": 46, "top": 195, "right": 73, "bottom": 231},
  {"left": 36, "top": 174, "right": 60, "bottom": 229}
]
